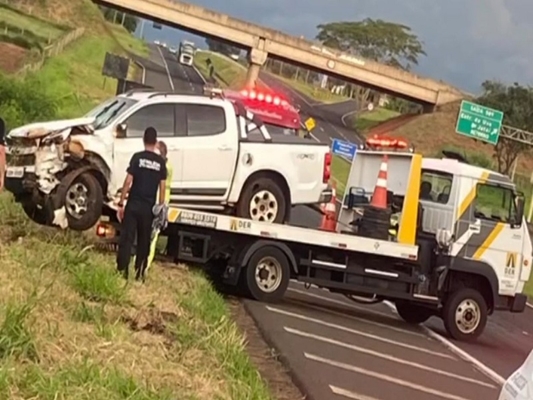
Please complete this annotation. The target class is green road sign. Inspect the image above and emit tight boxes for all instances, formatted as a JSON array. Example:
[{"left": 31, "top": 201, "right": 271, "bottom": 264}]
[{"left": 455, "top": 100, "right": 504, "bottom": 145}]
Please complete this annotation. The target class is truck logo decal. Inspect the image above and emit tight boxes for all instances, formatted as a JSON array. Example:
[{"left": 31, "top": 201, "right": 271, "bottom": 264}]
[
  {"left": 297, "top": 153, "right": 315, "bottom": 160},
  {"left": 230, "top": 219, "right": 251, "bottom": 231},
  {"left": 505, "top": 252, "right": 517, "bottom": 277}
]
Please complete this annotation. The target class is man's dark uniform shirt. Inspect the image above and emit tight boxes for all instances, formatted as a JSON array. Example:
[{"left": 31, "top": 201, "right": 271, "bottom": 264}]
[{"left": 127, "top": 150, "right": 167, "bottom": 206}]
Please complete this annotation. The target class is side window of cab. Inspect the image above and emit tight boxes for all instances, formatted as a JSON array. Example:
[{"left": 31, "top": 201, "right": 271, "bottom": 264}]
[
  {"left": 122, "top": 104, "right": 175, "bottom": 138},
  {"left": 474, "top": 183, "right": 517, "bottom": 224},
  {"left": 420, "top": 170, "right": 453, "bottom": 204}
]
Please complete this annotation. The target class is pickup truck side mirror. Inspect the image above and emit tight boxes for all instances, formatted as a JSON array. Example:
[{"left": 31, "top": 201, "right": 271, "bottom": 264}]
[
  {"left": 116, "top": 123, "right": 127, "bottom": 138},
  {"left": 511, "top": 193, "right": 525, "bottom": 228}
]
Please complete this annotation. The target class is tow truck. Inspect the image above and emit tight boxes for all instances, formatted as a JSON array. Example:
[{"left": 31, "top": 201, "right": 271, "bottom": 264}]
[{"left": 96, "top": 137, "right": 531, "bottom": 341}]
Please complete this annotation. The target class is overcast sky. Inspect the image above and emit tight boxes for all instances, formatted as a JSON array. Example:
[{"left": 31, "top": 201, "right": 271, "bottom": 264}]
[{"left": 138, "top": 0, "right": 533, "bottom": 93}]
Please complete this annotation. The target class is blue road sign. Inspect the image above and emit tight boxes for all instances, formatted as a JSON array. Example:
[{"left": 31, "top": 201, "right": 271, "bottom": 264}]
[{"left": 331, "top": 138, "right": 357, "bottom": 161}]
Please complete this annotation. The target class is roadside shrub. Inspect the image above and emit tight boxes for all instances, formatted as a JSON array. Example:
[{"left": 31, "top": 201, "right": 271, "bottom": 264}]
[{"left": 0, "top": 73, "right": 57, "bottom": 130}]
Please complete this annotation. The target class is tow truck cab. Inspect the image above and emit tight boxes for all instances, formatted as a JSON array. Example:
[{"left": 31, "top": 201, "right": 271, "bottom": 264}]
[{"left": 338, "top": 149, "right": 529, "bottom": 336}]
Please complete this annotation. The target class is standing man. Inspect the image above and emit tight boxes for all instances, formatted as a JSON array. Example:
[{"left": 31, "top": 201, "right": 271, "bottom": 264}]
[
  {"left": 0, "top": 118, "right": 6, "bottom": 192},
  {"left": 116, "top": 127, "right": 167, "bottom": 282}
]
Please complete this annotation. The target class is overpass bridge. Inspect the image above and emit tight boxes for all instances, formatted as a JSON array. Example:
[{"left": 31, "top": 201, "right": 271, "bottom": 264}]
[{"left": 95, "top": 0, "right": 466, "bottom": 108}]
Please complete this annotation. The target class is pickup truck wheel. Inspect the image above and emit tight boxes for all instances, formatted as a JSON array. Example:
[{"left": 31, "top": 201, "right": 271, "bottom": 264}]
[
  {"left": 64, "top": 173, "right": 103, "bottom": 231},
  {"left": 442, "top": 288, "right": 487, "bottom": 341},
  {"left": 395, "top": 302, "right": 433, "bottom": 324},
  {"left": 244, "top": 246, "right": 290, "bottom": 302},
  {"left": 237, "top": 178, "right": 287, "bottom": 224}
]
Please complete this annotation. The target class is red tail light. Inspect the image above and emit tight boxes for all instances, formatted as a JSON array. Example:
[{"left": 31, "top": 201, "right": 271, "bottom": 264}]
[{"left": 323, "top": 152, "right": 332, "bottom": 183}]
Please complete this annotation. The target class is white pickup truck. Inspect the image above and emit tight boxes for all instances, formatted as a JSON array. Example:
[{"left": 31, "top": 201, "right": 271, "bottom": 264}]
[{"left": 4, "top": 89, "right": 332, "bottom": 231}]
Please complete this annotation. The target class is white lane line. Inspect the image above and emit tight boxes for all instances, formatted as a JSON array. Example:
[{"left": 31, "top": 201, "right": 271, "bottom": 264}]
[
  {"left": 527, "top": 302, "right": 533, "bottom": 309},
  {"left": 266, "top": 306, "right": 453, "bottom": 359},
  {"left": 285, "top": 327, "right": 495, "bottom": 389},
  {"left": 329, "top": 386, "right": 381, "bottom": 400},
  {"left": 288, "top": 288, "right": 398, "bottom": 321},
  {"left": 191, "top": 63, "right": 206, "bottom": 84},
  {"left": 157, "top": 45, "right": 175, "bottom": 91},
  {"left": 341, "top": 109, "right": 357, "bottom": 127},
  {"left": 383, "top": 301, "right": 505, "bottom": 386},
  {"left": 286, "top": 295, "right": 426, "bottom": 338},
  {"left": 305, "top": 353, "right": 476, "bottom": 400}
]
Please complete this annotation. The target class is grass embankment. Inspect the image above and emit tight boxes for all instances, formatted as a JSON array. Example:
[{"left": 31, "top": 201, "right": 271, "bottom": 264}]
[
  {"left": 274, "top": 74, "right": 349, "bottom": 104},
  {"left": 0, "top": 193, "right": 272, "bottom": 399}
]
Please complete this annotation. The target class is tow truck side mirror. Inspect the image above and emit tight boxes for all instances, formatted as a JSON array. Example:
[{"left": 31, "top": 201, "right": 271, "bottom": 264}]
[
  {"left": 116, "top": 123, "right": 127, "bottom": 138},
  {"left": 346, "top": 186, "right": 368, "bottom": 209},
  {"left": 512, "top": 194, "right": 525, "bottom": 228}
]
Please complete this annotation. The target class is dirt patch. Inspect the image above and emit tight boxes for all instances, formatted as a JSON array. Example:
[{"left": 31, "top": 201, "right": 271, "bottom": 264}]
[
  {"left": 229, "top": 299, "right": 306, "bottom": 400},
  {"left": 0, "top": 42, "right": 28, "bottom": 72}
]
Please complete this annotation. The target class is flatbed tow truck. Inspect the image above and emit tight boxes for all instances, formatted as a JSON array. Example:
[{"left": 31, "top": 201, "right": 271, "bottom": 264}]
[{"left": 96, "top": 139, "right": 531, "bottom": 342}]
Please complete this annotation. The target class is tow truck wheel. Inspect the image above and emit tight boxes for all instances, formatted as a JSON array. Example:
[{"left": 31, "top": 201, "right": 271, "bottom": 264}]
[
  {"left": 442, "top": 288, "right": 488, "bottom": 341},
  {"left": 63, "top": 173, "right": 103, "bottom": 231},
  {"left": 395, "top": 302, "right": 433, "bottom": 324},
  {"left": 244, "top": 246, "right": 290, "bottom": 302},
  {"left": 236, "top": 177, "right": 287, "bottom": 224}
]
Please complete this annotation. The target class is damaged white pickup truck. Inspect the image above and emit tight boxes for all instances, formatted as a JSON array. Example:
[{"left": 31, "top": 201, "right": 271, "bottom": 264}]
[{"left": 4, "top": 90, "right": 332, "bottom": 231}]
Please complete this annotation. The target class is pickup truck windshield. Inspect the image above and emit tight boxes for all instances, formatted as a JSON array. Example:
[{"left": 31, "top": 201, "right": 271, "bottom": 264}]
[{"left": 85, "top": 97, "right": 138, "bottom": 130}]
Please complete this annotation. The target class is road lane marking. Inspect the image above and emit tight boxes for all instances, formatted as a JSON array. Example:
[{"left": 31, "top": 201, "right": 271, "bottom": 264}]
[
  {"left": 288, "top": 288, "right": 398, "bottom": 320},
  {"left": 266, "top": 306, "right": 453, "bottom": 359},
  {"left": 156, "top": 45, "right": 175, "bottom": 91},
  {"left": 329, "top": 385, "right": 383, "bottom": 400},
  {"left": 286, "top": 297, "right": 426, "bottom": 338},
  {"left": 305, "top": 353, "right": 477, "bottom": 400},
  {"left": 383, "top": 301, "right": 505, "bottom": 386},
  {"left": 285, "top": 327, "right": 495, "bottom": 389},
  {"left": 341, "top": 109, "right": 357, "bottom": 127}
]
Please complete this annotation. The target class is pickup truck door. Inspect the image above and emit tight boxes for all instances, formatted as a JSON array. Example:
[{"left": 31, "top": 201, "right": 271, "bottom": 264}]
[
  {"left": 112, "top": 103, "right": 182, "bottom": 198},
  {"left": 171, "top": 103, "right": 238, "bottom": 201}
]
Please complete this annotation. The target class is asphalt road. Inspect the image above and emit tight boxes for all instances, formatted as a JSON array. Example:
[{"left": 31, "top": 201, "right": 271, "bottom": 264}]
[{"left": 138, "top": 47, "right": 531, "bottom": 398}]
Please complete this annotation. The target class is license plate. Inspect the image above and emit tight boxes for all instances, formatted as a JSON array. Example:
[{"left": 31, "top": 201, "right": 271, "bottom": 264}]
[{"left": 6, "top": 166, "right": 24, "bottom": 178}]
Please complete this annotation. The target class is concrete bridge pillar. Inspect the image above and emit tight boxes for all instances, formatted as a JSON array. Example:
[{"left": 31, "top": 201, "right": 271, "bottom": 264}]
[{"left": 245, "top": 47, "right": 268, "bottom": 88}]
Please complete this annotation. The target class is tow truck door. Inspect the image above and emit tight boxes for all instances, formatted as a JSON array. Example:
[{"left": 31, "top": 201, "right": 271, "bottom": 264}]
[
  {"left": 172, "top": 103, "right": 238, "bottom": 201},
  {"left": 454, "top": 177, "right": 522, "bottom": 295}
]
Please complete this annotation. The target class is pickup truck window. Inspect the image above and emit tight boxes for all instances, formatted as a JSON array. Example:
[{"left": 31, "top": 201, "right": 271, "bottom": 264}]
[
  {"left": 185, "top": 104, "right": 226, "bottom": 137},
  {"left": 86, "top": 97, "right": 138, "bottom": 130},
  {"left": 420, "top": 170, "right": 452, "bottom": 204},
  {"left": 475, "top": 183, "right": 516, "bottom": 223},
  {"left": 125, "top": 104, "right": 175, "bottom": 138}
]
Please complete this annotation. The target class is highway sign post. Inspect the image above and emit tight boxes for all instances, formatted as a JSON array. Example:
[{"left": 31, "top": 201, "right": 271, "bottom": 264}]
[
  {"left": 331, "top": 139, "right": 357, "bottom": 162},
  {"left": 455, "top": 100, "right": 504, "bottom": 145}
]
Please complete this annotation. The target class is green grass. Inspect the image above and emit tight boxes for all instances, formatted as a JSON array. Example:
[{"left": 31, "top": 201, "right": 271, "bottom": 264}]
[
  {"left": 0, "top": 4, "right": 66, "bottom": 41},
  {"left": 194, "top": 50, "right": 252, "bottom": 88},
  {"left": 353, "top": 108, "right": 401, "bottom": 132},
  {"left": 0, "top": 192, "right": 272, "bottom": 399},
  {"left": 34, "top": 24, "right": 148, "bottom": 118},
  {"left": 275, "top": 75, "right": 350, "bottom": 104}
]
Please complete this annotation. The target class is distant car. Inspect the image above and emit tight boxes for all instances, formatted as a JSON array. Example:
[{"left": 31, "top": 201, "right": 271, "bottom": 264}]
[
  {"left": 161, "top": 42, "right": 167, "bottom": 48},
  {"left": 230, "top": 54, "right": 239, "bottom": 61},
  {"left": 169, "top": 47, "right": 177, "bottom": 54},
  {"left": 499, "top": 350, "right": 533, "bottom": 399},
  {"left": 154, "top": 40, "right": 160, "bottom": 45}
]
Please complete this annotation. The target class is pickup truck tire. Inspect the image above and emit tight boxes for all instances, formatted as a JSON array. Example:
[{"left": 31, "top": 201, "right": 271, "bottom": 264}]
[
  {"left": 243, "top": 246, "right": 290, "bottom": 302},
  {"left": 442, "top": 288, "right": 488, "bottom": 341},
  {"left": 395, "top": 302, "right": 433, "bottom": 324},
  {"left": 63, "top": 172, "right": 103, "bottom": 231},
  {"left": 236, "top": 177, "right": 287, "bottom": 224}
]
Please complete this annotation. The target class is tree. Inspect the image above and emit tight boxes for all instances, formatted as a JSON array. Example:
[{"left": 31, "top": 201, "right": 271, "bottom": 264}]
[
  {"left": 476, "top": 81, "right": 533, "bottom": 175},
  {"left": 316, "top": 18, "right": 426, "bottom": 71},
  {"left": 205, "top": 38, "right": 240, "bottom": 56}
]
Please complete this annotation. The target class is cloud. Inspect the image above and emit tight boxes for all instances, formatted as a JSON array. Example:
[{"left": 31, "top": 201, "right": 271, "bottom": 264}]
[{"left": 142, "top": 0, "right": 533, "bottom": 91}]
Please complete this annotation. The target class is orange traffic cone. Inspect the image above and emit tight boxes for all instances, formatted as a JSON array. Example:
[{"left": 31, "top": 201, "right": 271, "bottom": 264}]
[
  {"left": 370, "top": 154, "right": 389, "bottom": 209},
  {"left": 320, "top": 182, "right": 337, "bottom": 231}
]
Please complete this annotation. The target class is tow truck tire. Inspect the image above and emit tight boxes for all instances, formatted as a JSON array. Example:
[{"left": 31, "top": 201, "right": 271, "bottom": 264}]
[
  {"left": 64, "top": 173, "right": 103, "bottom": 231},
  {"left": 442, "top": 288, "right": 488, "bottom": 342},
  {"left": 395, "top": 302, "right": 433, "bottom": 324},
  {"left": 243, "top": 246, "right": 290, "bottom": 302},
  {"left": 236, "top": 177, "right": 287, "bottom": 224}
]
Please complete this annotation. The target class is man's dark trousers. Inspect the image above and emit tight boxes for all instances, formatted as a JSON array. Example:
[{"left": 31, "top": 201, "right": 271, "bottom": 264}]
[{"left": 116, "top": 200, "right": 154, "bottom": 280}]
